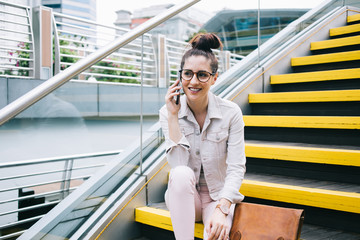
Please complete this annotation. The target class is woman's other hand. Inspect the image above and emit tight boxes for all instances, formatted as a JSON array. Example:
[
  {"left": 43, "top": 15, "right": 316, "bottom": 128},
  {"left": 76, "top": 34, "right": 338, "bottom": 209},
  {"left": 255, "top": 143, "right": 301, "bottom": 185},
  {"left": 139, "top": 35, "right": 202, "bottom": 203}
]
[{"left": 206, "top": 208, "right": 230, "bottom": 240}]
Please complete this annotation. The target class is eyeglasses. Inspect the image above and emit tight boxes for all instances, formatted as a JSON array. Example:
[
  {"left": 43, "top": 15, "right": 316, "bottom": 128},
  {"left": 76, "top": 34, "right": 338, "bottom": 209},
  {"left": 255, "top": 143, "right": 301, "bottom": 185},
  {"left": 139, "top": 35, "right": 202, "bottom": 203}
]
[{"left": 179, "top": 69, "right": 215, "bottom": 83}]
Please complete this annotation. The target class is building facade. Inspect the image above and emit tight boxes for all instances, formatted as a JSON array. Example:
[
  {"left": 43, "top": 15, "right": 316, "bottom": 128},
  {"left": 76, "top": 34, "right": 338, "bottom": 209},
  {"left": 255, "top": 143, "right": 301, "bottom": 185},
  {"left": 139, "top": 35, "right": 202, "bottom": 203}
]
[
  {"left": 203, "top": 9, "right": 308, "bottom": 55},
  {"left": 41, "top": 0, "right": 96, "bottom": 21},
  {"left": 114, "top": 4, "right": 211, "bottom": 41}
]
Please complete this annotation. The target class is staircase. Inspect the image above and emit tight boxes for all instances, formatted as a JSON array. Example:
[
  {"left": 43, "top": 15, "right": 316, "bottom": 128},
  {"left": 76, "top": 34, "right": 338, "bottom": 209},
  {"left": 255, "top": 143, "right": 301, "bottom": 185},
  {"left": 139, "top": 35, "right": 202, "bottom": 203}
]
[{"left": 134, "top": 13, "right": 360, "bottom": 239}]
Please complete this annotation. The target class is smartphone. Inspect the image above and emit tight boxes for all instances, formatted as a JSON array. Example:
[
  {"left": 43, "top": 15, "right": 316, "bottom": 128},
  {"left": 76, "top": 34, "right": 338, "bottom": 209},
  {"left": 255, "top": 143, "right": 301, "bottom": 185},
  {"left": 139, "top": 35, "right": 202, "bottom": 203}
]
[{"left": 176, "top": 74, "right": 181, "bottom": 105}]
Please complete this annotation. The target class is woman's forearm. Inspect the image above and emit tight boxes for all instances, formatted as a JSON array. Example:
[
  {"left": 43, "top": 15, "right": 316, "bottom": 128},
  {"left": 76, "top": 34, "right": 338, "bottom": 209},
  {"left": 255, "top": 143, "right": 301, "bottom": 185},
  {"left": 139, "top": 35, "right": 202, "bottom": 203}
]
[{"left": 168, "top": 113, "right": 182, "bottom": 143}]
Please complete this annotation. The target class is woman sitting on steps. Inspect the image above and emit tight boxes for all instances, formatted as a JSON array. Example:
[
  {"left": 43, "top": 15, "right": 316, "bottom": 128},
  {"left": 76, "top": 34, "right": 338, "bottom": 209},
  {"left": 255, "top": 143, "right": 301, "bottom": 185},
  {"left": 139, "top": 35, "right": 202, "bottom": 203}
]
[{"left": 159, "top": 33, "right": 246, "bottom": 240}]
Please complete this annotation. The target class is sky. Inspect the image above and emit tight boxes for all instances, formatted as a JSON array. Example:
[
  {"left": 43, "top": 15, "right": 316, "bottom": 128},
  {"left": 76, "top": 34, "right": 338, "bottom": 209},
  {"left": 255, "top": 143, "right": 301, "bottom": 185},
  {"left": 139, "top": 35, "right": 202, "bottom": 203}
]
[{"left": 97, "top": 0, "right": 326, "bottom": 26}]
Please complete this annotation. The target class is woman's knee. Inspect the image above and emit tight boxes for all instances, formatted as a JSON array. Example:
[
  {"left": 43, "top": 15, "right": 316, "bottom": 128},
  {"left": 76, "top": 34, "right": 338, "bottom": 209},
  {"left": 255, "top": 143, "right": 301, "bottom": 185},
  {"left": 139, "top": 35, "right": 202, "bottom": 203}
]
[{"left": 168, "top": 166, "right": 196, "bottom": 193}]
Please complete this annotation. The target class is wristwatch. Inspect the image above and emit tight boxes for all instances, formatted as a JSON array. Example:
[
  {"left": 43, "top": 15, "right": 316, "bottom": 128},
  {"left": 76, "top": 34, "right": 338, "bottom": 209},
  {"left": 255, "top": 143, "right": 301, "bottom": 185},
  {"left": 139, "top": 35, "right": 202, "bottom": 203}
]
[{"left": 216, "top": 203, "right": 230, "bottom": 216}]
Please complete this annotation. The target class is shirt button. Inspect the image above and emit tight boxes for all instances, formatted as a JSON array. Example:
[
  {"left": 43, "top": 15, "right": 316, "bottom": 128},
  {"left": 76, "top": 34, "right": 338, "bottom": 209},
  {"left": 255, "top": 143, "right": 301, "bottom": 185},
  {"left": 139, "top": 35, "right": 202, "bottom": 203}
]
[
  {"left": 194, "top": 168, "right": 198, "bottom": 172},
  {"left": 196, "top": 150, "right": 200, "bottom": 155},
  {"left": 196, "top": 131, "right": 200, "bottom": 135},
  {"left": 216, "top": 136, "right": 220, "bottom": 140}
]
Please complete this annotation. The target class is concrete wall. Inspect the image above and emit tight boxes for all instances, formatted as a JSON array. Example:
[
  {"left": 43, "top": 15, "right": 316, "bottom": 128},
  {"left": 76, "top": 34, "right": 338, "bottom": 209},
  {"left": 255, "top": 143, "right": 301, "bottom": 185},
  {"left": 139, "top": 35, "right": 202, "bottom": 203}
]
[{"left": 0, "top": 78, "right": 167, "bottom": 118}]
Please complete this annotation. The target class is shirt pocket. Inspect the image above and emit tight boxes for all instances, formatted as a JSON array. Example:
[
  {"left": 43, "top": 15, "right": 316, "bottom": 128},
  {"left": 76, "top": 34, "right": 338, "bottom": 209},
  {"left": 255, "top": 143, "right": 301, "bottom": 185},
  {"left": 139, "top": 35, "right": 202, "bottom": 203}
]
[{"left": 205, "top": 130, "right": 229, "bottom": 159}]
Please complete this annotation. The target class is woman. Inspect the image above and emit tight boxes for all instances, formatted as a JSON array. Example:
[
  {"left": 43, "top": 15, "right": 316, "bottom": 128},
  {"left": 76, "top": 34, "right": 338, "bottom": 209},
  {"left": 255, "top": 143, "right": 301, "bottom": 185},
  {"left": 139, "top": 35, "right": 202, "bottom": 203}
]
[{"left": 159, "top": 33, "right": 246, "bottom": 240}]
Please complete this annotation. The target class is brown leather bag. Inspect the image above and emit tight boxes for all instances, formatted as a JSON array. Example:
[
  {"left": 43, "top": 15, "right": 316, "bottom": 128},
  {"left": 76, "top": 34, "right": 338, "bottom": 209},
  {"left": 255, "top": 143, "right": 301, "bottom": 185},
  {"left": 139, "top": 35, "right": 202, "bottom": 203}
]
[{"left": 230, "top": 202, "right": 304, "bottom": 240}]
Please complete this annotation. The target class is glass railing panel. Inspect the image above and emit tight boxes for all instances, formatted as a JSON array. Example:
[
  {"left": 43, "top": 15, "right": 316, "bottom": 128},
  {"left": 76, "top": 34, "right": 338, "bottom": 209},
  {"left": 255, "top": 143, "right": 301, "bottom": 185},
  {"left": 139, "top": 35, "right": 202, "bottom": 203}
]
[
  {"left": 34, "top": 127, "right": 164, "bottom": 240},
  {"left": 213, "top": 0, "right": 355, "bottom": 96},
  {"left": 345, "top": 0, "right": 360, "bottom": 7},
  {"left": 0, "top": 73, "right": 162, "bottom": 240}
]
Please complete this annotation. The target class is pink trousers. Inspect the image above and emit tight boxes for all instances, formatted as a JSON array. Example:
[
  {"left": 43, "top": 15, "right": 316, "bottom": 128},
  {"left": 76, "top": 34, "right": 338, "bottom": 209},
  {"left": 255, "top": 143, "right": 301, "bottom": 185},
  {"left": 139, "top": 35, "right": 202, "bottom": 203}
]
[{"left": 165, "top": 166, "right": 235, "bottom": 240}]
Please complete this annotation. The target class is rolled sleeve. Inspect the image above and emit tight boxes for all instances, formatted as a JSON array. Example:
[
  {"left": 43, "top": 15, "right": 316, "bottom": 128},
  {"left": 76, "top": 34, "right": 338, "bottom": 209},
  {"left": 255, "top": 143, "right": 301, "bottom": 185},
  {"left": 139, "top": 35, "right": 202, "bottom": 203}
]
[
  {"left": 165, "top": 135, "right": 190, "bottom": 153},
  {"left": 218, "top": 180, "right": 244, "bottom": 203}
]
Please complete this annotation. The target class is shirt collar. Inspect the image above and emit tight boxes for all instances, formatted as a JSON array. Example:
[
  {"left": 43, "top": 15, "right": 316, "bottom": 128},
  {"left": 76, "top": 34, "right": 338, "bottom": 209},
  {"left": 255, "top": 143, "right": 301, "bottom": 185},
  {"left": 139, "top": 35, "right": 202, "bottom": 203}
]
[{"left": 178, "top": 92, "right": 222, "bottom": 120}]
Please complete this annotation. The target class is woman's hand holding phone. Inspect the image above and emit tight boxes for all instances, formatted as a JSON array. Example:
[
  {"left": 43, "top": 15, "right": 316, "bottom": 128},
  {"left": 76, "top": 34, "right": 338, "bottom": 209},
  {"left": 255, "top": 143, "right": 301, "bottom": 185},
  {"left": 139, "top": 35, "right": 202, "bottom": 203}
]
[
  {"left": 175, "top": 79, "right": 181, "bottom": 105},
  {"left": 165, "top": 79, "right": 181, "bottom": 116}
]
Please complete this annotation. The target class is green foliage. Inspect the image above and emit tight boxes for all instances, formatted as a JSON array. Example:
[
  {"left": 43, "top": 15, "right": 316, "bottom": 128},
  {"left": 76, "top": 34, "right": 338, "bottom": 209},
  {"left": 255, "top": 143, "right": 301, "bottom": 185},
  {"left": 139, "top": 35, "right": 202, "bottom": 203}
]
[
  {"left": 4, "top": 42, "right": 31, "bottom": 76},
  {"left": 58, "top": 35, "right": 81, "bottom": 71},
  {"left": 16, "top": 42, "right": 30, "bottom": 76},
  {"left": 90, "top": 58, "right": 140, "bottom": 83},
  {"left": 186, "top": 29, "right": 207, "bottom": 42},
  {"left": 58, "top": 35, "right": 139, "bottom": 83}
]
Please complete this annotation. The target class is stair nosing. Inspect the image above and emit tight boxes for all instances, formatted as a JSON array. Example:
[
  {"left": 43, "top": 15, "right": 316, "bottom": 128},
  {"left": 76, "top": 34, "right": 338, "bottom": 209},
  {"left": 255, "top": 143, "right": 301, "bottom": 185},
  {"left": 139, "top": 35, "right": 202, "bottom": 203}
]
[
  {"left": 329, "top": 23, "right": 360, "bottom": 36},
  {"left": 245, "top": 141, "right": 360, "bottom": 167},
  {"left": 242, "top": 173, "right": 360, "bottom": 214},
  {"left": 270, "top": 68, "right": 360, "bottom": 84},
  {"left": 248, "top": 89, "right": 360, "bottom": 103},
  {"left": 291, "top": 50, "right": 360, "bottom": 66},
  {"left": 243, "top": 115, "right": 360, "bottom": 129},
  {"left": 310, "top": 35, "right": 360, "bottom": 50},
  {"left": 348, "top": 14, "right": 360, "bottom": 24}
]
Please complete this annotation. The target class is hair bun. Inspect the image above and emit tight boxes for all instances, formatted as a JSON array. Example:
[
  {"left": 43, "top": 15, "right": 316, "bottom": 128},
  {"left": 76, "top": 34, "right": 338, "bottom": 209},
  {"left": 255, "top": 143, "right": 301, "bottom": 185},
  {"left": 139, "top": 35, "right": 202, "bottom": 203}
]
[{"left": 190, "top": 33, "right": 223, "bottom": 52}]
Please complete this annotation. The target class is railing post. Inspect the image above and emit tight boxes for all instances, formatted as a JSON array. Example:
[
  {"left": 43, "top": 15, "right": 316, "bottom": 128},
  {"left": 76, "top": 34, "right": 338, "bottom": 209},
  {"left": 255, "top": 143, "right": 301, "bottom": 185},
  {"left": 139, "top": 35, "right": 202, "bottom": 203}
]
[
  {"left": 60, "top": 160, "right": 69, "bottom": 199},
  {"left": 257, "top": 0, "right": 261, "bottom": 67},
  {"left": 65, "top": 159, "right": 74, "bottom": 197},
  {"left": 61, "top": 159, "right": 73, "bottom": 199},
  {"left": 140, "top": 34, "right": 144, "bottom": 174},
  {"left": 157, "top": 34, "right": 168, "bottom": 88},
  {"left": 32, "top": 6, "right": 53, "bottom": 80},
  {"left": 224, "top": 51, "right": 231, "bottom": 71}
]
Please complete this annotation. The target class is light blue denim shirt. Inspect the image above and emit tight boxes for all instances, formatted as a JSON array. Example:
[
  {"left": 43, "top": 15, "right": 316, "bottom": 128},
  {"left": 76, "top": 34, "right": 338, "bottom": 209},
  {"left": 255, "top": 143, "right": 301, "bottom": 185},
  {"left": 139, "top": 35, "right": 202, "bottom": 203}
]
[{"left": 159, "top": 92, "right": 246, "bottom": 203}]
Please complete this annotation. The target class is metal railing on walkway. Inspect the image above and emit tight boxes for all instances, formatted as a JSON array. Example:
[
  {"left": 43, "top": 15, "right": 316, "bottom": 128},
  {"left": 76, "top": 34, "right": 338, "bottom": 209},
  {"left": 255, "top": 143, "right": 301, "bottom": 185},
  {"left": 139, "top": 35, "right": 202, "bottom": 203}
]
[
  {"left": 0, "top": 0, "right": 34, "bottom": 79},
  {"left": 0, "top": 1, "right": 243, "bottom": 86},
  {"left": 52, "top": 12, "right": 158, "bottom": 85},
  {"left": 0, "top": 150, "right": 122, "bottom": 240}
]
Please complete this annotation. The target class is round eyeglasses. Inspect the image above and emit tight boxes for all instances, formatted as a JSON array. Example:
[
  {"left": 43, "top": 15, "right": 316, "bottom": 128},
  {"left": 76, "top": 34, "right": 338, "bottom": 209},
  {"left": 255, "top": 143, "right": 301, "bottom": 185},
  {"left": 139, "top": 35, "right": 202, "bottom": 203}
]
[{"left": 179, "top": 69, "right": 215, "bottom": 83}]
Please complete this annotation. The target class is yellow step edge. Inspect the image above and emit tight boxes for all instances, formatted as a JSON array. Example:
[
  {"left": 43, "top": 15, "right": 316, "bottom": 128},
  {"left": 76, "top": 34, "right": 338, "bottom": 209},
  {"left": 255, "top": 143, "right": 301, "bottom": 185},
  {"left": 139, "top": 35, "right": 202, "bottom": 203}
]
[
  {"left": 330, "top": 23, "right": 360, "bottom": 36},
  {"left": 311, "top": 35, "right": 360, "bottom": 50},
  {"left": 245, "top": 143, "right": 360, "bottom": 166},
  {"left": 243, "top": 116, "right": 360, "bottom": 129},
  {"left": 136, "top": 180, "right": 360, "bottom": 233},
  {"left": 241, "top": 179, "right": 360, "bottom": 214},
  {"left": 135, "top": 206, "right": 204, "bottom": 238},
  {"left": 348, "top": 14, "right": 360, "bottom": 23},
  {"left": 291, "top": 50, "right": 360, "bottom": 66},
  {"left": 270, "top": 68, "right": 360, "bottom": 84},
  {"left": 248, "top": 89, "right": 360, "bottom": 103}
]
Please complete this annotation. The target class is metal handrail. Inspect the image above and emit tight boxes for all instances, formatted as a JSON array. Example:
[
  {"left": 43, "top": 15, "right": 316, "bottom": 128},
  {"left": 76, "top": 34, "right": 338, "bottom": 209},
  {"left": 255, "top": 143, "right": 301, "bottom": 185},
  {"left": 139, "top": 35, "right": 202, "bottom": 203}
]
[
  {"left": 0, "top": 0, "right": 201, "bottom": 126},
  {"left": 0, "top": 150, "right": 122, "bottom": 168}
]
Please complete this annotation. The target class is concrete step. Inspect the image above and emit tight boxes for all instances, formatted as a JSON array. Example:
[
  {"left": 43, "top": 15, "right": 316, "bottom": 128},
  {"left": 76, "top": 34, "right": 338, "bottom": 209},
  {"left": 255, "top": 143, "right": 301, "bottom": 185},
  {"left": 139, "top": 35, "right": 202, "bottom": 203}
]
[
  {"left": 243, "top": 115, "right": 360, "bottom": 129},
  {"left": 291, "top": 50, "right": 360, "bottom": 67},
  {"left": 270, "top": 68, "right": 360, "bottom": 85},
  {"left": 311, "top": 35, "right": 360, "bottom": 51},
  {"left": 330, "top": 23, "right": 360, "bottom": 37},
  {"left": 135, "top": 205, "right": 360, "bottom": 239},
  {"left": 249, "top": 89, "right": 360, "bottom": 103},
  {"left": 347, "top": 14, "right": 360, "bottom": 24},
  {"left": 245, "top": 141, "right": 360, "bottom": 167}
]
